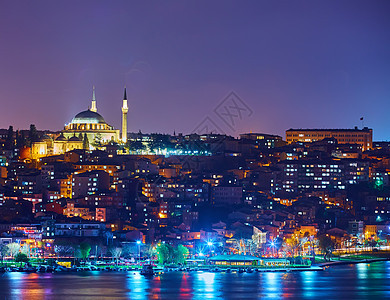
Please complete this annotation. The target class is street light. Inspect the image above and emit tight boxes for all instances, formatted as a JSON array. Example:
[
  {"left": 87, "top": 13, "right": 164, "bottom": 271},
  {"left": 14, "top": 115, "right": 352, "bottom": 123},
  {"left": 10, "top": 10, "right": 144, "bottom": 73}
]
[
  {"left": 269, "top": 239, "right": 276, "bottom": 257},
  {"left": 207, "top": 241, "right": 213, "bottom": 247}
]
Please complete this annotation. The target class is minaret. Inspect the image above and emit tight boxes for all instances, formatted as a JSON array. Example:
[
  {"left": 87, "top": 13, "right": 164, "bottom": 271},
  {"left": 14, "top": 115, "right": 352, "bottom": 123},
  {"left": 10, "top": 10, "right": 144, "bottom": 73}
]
[
  {"left": 121, "top": 87, "right": 128, "bottom": 143},
  {"left": 91, "top": 86, "right": 97, "bottom": 112}
]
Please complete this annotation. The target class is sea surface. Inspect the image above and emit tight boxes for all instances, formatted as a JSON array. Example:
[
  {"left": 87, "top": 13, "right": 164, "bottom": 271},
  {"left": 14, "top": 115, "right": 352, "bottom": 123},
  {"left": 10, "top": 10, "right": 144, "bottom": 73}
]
[{"left": 1, "top": 262, "right": 390, "bottom": 299}]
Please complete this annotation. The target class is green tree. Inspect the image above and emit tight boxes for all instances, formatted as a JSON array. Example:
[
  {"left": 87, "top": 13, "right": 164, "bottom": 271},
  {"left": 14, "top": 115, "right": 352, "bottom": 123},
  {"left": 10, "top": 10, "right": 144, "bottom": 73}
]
[
  {"left": 92, "top": 133, "right": 103, "bottom": 149},
  {"left": 126, "top": 140, "right": 146, "bottom": 153},
  {"left": 157, "top": 244, "right": 188, "bottom": 265},
  {"left": 156, "top": 244, "right": 171, "bottom": 265},
  {"left": 83, "top": 133, "right": 90, "bottom": 150},
  {"left": 0, "top": 244, "right": 7, "bottom": 265},
  {"left": 174, "top": 245, "right": 189, "bottom": 265},
  {"left": 15, "top": 252, "right": 29, "bottom": 266},
  {"left": 78, "top": 242, "right": 91, "bottom": 261}
]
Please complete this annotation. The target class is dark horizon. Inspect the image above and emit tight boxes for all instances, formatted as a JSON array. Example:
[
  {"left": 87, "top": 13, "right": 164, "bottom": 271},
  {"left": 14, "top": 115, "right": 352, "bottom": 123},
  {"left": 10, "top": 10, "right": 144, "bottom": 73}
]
[{"left": 1, "top": 1, "right": 389, "bottom": 140}]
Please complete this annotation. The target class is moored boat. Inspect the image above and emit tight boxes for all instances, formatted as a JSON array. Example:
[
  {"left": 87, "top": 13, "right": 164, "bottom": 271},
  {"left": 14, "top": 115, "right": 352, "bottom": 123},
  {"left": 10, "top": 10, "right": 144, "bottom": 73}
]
[{"left": 140, "top": 264, "right": 154, "bottom": 276}]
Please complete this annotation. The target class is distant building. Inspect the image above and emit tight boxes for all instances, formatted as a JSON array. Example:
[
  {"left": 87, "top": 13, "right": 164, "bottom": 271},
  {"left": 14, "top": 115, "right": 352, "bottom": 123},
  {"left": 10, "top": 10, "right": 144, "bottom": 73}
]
[
  {"left": 272, "top": 159, "right": 370, "bottom": 194},
  {"left": 240, "top": 133, "right": 285, "bottom": 149},
  {"left": 348, "top": 220, "right": 364, "bottom": 237},
  {"left": 212, "top": 186, "right": 242, "bottom": 204},
  {"left": 72, "top": 170, "right": 110, "bottom": 198},
  {"left": 286, "top": 127, "right": 373, "bottom": 151}
]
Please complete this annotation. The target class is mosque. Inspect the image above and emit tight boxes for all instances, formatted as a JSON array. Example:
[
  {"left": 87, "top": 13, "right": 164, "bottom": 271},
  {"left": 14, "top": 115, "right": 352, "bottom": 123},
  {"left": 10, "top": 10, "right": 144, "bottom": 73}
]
[{"left": 31, "top": 87, "right": 128, "bottom": 159}]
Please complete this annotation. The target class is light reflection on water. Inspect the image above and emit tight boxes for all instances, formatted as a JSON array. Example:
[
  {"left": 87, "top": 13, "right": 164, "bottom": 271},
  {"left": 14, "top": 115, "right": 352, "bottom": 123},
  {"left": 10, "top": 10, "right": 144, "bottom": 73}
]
[
  {"left": 300, "top": 271, "right": 316, "bottom": 299},
  {"left": 356, "top": 263, "right": 368, "bottom": 279},
  {"left": 1, "top": 262, "right": 390, "bottom": 299}
]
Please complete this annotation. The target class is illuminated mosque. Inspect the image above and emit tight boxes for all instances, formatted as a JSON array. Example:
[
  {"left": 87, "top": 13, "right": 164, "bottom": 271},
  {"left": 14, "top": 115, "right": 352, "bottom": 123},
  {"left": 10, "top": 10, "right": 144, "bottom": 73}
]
[{"left": 31, "top": 87, "right": 128, "bottom": 159}]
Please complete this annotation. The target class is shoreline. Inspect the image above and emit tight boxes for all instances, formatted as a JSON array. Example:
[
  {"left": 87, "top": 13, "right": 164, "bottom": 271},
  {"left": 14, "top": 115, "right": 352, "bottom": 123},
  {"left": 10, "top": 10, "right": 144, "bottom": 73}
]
[
  {"left": 317, "top": 257, "right": 390, "bottom": 268},
  {"left": 2, "top": 258, "right": 389, "bottom": 275}
]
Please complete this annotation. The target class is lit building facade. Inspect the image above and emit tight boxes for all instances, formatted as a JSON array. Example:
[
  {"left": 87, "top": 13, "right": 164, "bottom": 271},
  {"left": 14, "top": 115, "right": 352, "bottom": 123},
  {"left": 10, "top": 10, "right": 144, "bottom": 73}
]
[
  {"left": 240, "top": 133, "right": 285, "bottom": 149},
  {"left": 286, "top": 127, "right": 373, "bottom": 151},
  {"left": 31, "top": 87, "right": 128, "bottom": 159},
  {"left": 272, "top": 159, "right": 370, "bottom": 194}
]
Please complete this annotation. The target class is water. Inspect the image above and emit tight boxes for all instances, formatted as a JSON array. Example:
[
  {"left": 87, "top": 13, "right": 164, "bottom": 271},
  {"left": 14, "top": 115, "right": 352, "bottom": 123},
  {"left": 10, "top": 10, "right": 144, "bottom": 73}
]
[{"left": 1, "top": 262, "right": 390, "bottom": 299}]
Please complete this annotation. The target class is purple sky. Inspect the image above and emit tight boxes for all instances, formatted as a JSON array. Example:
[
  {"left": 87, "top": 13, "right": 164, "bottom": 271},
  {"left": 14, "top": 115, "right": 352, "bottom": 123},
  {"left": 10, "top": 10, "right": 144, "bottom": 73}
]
[{"left": 0, "top": 1, "right": 389, "bottom": 140}]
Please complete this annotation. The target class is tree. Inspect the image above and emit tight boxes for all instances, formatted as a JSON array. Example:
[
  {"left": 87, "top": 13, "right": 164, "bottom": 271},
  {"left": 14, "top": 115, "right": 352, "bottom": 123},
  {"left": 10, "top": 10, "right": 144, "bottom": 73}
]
[
  {"left": 20, "top": 244, "right": 30, "bottom": 257},
  {"left": 110, "top": 247, "right": 123, "bottom": 266},
  {"left": 123, "top": 243, "right": 138, "bottom": 258},
  {"left": 16, "top": 130, "right": 27, "bottom": 148},
  {"left": 15, "top": 252, "right": 29, "bottom": 266},
  {"left": 144, "top": 245, "right": 157, "bottom": 260},
  {"left": 148, "top": 134, "right": 171, "bottom": 154},
  {"left": 77, "top": 242, "right": 91, "bottom": 261},
  {"left": 5, "top": 125, "right": 14, "bottom": 150},
  {"left": 54, "top": 242, "right": 75, "bottom": 257},
  {"left": 156, "top": 244, "right": 188, "bottom": 265},
  {"left": 126, "top": 140, "right": 146, "bottom": 153},
  {"left": 83, "top": 133, "right": 90, "bottom": 150},
  {"left": 233, "top": 239, "right": 258, "bottom": 255},
  {"left": 78, "top": 133, "right": 84, "bottom": 145},
  {"left": 0, "top": 244, "right": 7, "bottom": 265},
  {"left": 92, "top": 133, "right": 103, "bottom": 149},
  {"left": 156, "top": 244, "right": 171, "bottom": 265},
  {"left": 174, "top": 245, "right": 189, "bottom": 265},
  {"left": 28, "top": 124, "right": 39, "bottom": 146},
  {"left": 6, "top": 242, "right": 20, "bottom": 258},
  {"left": 318, "top": 235, "right": 333, "bottom": 261}
]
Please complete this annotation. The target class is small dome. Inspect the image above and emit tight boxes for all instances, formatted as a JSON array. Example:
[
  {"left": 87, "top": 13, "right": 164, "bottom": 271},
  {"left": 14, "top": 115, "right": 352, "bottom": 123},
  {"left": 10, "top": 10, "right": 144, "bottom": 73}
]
[
  {"left": 69, "top": 136, "right": 82, "bottom": 142},
  {"left": 55, "top": 133, "right": 67, "bottom": 141},
  {"left": 40, "top": 134, "right": 52, "bottom": 142},
  {"left": 71, "top": 109, "right": 106, "bottom": 124}
]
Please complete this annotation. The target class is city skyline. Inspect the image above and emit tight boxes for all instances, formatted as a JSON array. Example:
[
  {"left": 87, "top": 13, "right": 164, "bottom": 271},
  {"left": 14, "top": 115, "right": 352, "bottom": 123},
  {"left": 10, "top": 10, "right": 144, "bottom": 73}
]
[
  {"left": 1, "top": 1, "right": 390, "bottom": 296},
  {"left": 1, "top": 1, "right": 390, "bottom": 139}
]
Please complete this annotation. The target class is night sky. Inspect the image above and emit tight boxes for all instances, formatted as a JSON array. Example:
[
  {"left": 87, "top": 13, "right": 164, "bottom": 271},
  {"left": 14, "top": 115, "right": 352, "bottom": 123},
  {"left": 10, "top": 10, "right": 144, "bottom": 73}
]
[{"left": 0, "top": 1, "right": 389, "bottom": 139}]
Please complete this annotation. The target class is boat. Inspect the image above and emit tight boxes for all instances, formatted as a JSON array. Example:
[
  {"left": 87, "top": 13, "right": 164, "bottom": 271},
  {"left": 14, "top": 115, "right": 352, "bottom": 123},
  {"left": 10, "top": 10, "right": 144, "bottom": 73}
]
[{"left": 140, "top": 264, "right": 154, "bottom": 276}]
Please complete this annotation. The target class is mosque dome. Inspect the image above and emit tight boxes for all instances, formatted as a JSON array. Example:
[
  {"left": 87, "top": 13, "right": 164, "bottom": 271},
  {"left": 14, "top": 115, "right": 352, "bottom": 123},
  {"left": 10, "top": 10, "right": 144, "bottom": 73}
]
[
  {"left": 69, "top": 135, "right": 82, "bottom": 142},
  {"left": 40, "top": 134, "right": 52, "bottom": 142},
  {"left": 55, "top": 133, "right": 67, "bottom": 141},
  {"left": 71, "top": 109, "right": 106, "bottom": 124}
]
